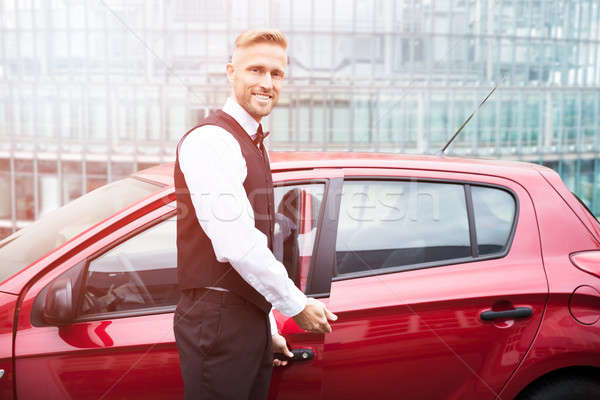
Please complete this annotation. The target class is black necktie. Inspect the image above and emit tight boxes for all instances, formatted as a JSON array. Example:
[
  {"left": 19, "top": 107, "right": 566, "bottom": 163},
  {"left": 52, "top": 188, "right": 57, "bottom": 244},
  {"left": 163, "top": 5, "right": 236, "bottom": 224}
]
[{"left": 253, "top": 124, "right": 265, "bottom": 147}]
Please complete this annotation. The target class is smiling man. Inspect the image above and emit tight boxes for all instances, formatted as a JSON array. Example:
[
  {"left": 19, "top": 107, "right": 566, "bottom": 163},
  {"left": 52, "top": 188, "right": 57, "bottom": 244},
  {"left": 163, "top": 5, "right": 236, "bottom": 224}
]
[{"left": 173, "top": 29, "right": 337, "bottom": 400}]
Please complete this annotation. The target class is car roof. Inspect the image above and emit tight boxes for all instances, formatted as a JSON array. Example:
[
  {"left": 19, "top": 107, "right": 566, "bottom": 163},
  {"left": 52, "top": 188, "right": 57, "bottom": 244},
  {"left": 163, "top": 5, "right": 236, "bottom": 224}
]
[{"left": 133, "top": 151, "right": 547, "bottom": 187}]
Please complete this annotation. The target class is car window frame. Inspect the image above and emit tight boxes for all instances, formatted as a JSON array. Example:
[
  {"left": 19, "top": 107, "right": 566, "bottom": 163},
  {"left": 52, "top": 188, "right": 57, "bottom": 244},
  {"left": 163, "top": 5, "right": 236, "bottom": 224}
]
[
  {"left": 272, "top": 177, "right": 342, "bottom": 298},
  {"left": 303, "top": 177, "right": 343, "bottom": 298},
  {"left": 272, "top": 180, "right": 326, "bottom": 288},
  {"left": 331, "top": 176, "right": 519, "bottom": 282}
]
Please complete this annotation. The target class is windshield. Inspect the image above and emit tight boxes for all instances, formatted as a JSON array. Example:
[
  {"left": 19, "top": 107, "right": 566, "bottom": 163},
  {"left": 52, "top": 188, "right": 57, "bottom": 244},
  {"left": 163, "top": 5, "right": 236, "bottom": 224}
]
[{"left": 0, "top": 178, "right": 162, "bottom": 283}]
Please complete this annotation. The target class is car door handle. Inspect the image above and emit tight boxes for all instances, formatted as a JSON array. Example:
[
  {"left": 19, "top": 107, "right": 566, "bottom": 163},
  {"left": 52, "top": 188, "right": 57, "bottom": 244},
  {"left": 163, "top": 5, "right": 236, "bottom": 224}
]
[
  {"left": 480, "top": 306, "right": 533, "bottom": 321},
  {"left": 273, "top": 348, "right": 314, "bottom": 362}
]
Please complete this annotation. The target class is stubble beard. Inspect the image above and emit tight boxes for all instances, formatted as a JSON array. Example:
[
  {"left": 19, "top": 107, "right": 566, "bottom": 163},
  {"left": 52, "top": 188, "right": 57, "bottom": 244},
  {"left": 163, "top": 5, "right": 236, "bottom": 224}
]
[{"left": 245, "top": 94, "right": 275, "bottom": 121}]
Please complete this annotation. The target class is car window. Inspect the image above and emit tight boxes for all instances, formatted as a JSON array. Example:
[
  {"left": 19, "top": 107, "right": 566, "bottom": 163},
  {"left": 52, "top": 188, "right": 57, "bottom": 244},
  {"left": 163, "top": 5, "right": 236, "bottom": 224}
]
[
  {"left": 335, "top": 180, "right": 471, "bottom": 276},
  {"left": 80, "top": 216, "right": 178, "bottom": 317},
  {"left": 471, "top": 186, "right": 516, "bottom": 255},
  {"left": 0, "top": 178, "right": 162, "bottom": 284},
  {"left": 273, "top": 183, "right": 324, "bottom": 292},
  {"left": 77, "top": 181, "right": 326, "bottom": 319}
]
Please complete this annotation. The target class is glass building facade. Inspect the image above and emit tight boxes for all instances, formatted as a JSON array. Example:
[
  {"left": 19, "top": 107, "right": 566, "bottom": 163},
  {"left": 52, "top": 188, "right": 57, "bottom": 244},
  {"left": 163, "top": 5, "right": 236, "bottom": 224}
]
[{"left": 1, "top": 0, "right": 599, "bottom": 238}]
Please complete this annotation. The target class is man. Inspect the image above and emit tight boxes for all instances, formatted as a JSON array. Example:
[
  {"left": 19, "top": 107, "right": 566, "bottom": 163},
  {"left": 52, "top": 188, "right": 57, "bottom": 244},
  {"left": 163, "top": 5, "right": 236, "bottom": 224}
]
[{"left": 173, "top": 29, "right": 337, "bottom": 400}]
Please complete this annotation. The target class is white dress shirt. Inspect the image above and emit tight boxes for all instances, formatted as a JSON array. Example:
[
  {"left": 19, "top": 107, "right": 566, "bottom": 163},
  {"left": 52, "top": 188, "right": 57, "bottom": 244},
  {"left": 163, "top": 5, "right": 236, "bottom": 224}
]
[{"left": 178, "top": 97, "right": 307, "bottom": 335}]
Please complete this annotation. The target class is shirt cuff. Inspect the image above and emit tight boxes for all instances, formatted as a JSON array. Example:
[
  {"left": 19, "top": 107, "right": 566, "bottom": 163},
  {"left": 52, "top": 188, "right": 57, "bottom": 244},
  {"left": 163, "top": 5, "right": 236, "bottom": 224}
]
[
  {"left": 269, "top": 311, "right": 278, "bottom": 336},
  {"left": 274, "top": 281, "right": 307, "bottom": 317}
]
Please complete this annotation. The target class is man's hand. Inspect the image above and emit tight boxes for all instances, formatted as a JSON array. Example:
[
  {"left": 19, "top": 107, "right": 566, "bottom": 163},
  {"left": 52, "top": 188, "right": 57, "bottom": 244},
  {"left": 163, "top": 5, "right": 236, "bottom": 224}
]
[
  {"left": 292, "top": 297, "right": 337, "bottom": 333},
  {"left": 272, "top": 333, "right": 293, "bottom": 367}
]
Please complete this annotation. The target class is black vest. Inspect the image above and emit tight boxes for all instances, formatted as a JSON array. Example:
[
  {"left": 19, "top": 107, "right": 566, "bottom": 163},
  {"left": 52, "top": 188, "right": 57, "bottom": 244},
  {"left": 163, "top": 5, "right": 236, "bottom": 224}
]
[{"left": 174, "top": 110, "right": 275, "bottom": 314}]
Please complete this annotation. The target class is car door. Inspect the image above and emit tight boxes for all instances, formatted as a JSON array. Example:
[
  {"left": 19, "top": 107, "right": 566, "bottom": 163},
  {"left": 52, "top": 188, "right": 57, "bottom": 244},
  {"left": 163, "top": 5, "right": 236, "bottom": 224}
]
[
  {"left": 14, "top": 202, "right": 183, "bottom": 400},
  {"left": 314, "top": 169, "right": 547, "bottom": 400},
  {"left": 268, "top": 169, "right": 343, "bottom": 400},
  {"left": 14, "top": 169, "right": 343, "bottom": 400}
]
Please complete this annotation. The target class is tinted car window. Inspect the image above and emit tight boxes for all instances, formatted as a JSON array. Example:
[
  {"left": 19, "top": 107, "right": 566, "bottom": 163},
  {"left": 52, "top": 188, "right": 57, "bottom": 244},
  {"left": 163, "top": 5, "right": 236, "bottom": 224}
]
[
  {"left": 335, "top": 180, "right": 471, "bottom": 276},
  {"left": 80, "top": 216, "right": 178, "bottom": 317},
  {"left": 0, "top": 178, "right": 161, "bottom": 284},
  {"left": 471, "top": 186, "right": 516, "bottom": 255}
]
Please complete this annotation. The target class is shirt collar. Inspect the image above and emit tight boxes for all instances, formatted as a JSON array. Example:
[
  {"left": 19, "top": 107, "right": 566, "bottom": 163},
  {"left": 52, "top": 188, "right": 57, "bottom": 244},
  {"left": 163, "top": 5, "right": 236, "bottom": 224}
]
[{"left": 222, "top": 97, "right": 260, "bottom": 137}]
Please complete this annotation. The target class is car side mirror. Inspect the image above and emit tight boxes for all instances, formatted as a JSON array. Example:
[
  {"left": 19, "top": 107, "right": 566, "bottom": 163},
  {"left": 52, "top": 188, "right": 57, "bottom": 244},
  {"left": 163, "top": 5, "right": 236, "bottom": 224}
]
[
  {"left": 31, "top": 261, "right": 86, "bottom": 327},
  {"left": 43, "top": 277, "right": 75, "bottom": 326}
]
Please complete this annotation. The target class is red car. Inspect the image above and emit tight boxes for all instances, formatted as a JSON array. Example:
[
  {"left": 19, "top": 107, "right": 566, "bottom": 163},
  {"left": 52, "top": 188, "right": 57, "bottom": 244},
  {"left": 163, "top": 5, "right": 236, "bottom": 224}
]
[{"left": 0, "top": 152, "right": 599, "bottom": 400}]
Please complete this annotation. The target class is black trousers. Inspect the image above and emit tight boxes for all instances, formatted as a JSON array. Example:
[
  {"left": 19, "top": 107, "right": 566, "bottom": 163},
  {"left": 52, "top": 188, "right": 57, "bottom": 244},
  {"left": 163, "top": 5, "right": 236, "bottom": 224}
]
[{"left": 174, "top": 289, "right": 273, "bottom": 400}]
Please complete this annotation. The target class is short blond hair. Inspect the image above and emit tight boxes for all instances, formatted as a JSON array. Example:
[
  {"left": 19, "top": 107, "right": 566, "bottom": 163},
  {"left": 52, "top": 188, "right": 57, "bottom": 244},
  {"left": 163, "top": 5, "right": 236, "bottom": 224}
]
[{"left": 234, "top": 29, "right": 288, "bottom": 50}]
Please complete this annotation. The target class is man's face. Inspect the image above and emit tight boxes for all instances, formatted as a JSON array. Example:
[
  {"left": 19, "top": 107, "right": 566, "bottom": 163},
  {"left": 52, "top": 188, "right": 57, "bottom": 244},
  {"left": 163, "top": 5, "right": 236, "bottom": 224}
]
[{"left": 227, "top": 42, "right": 287, "bottom": 123}]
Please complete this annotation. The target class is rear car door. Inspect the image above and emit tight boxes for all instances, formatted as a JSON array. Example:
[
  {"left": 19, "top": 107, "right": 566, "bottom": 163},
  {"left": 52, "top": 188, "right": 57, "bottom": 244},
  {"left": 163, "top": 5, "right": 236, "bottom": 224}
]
[{"left": 318, "top": 169, "right": 548, "bottom": 400}]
